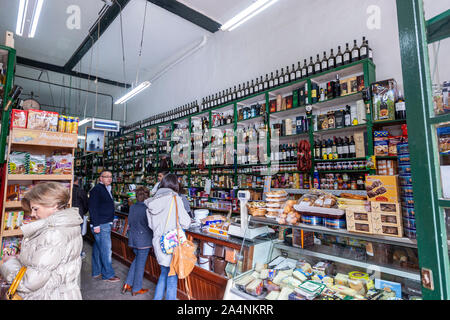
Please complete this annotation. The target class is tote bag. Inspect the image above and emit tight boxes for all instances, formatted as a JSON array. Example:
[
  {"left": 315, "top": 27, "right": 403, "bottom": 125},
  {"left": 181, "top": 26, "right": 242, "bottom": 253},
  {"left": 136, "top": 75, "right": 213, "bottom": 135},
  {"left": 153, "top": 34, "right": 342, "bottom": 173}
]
[{"left": 160, "top": 196, "right": 187, "bottom": 255}]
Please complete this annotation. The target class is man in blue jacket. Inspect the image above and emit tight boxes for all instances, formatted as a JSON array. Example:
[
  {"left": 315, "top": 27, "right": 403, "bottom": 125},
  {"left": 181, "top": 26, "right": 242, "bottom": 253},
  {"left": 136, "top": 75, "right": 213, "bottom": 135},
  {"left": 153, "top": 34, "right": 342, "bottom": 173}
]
[{"left": 88, "top": 170, "right": 120, "bottom": 282}]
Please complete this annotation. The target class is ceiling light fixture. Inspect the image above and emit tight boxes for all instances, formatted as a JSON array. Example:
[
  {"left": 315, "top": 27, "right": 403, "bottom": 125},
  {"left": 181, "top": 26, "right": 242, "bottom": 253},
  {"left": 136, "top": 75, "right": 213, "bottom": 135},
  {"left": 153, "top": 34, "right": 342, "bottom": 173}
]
[
  {"left": 79, "top": 118, "right": 92, "bottom": 127},
  {"left": 220, "top": 0, "right": 279, "bottom": 32},
  {"left": 16, "top": 0, "right": 44, "bottom": 38},
  {"left": 114, "top": 81, "right": 151, "bottom": 105}
]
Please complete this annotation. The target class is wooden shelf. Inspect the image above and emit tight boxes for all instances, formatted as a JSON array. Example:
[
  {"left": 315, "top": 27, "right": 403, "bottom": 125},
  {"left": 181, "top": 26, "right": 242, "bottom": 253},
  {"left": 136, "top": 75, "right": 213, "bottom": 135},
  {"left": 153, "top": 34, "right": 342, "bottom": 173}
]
[
  {"left": 10, "top": 128, "right": 78, "bottom": 148},
  {"left": 7, "top": 174, "right": 73, "bottom": 181},
  {"left": 2, "top": 229, "right": 23, "bottom": 237},
  {"left": 4, "top": 201, "right": 22, "bottom": 208}
]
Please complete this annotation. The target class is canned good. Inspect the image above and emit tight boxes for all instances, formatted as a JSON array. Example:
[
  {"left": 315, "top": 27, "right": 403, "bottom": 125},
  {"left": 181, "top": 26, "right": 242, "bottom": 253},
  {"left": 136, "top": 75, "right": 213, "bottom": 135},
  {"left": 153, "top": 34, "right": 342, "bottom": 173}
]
[
  {"left": 403, "top": 217, "right": 416, "bottom": 229},
  {"left": 401, "top": 186, "right": 414, "bottom": 197},
  {"left": 398, "top": 164, "right": 412, "bottom": 175},
  {"left": 404, "top": 227, "right": 417, "bottom": 239},
  {"left": 397, "top": 143, "right": 409, "bottom": 155},
  {"left": 402, "top": 195, "right": 415, "bottom": 207},
  {"left": 301, "top": 215, "right": 323, "bottom": 226},
  {"left": 72, "top": 117, "right": 79, "bottom": 134},
  {"left": 324, "top": 218, "right": 346, "bottom": 229},
  {"left": 399, "top": 174, "right": 413, "bottom": 186},
  {"left": 66, "top": 116, "right": 74, "bottom": 133},
  {"left": 398, "top": 154, "right": 411, "bottom": 165},
  {"left": 58, "top": 115, "right": 66, "bottom": 132},
  {"left": 402, "top": 205, "right": 415, "bottom": 218}
]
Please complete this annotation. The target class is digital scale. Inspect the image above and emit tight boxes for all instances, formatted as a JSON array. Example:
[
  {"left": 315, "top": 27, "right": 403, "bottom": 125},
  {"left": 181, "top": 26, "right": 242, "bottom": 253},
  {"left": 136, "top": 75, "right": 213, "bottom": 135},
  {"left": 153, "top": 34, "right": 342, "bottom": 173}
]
[{"left": 228, "top": 190, "right": 273, "bottom": 239}]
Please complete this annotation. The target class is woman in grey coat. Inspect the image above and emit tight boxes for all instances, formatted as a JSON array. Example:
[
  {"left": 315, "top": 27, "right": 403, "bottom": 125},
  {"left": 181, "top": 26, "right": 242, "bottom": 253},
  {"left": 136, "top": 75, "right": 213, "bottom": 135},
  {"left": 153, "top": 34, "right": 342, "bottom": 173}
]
[
  {"left": 145, "top": 174, "right": 191, "bottom": 300},
  {"left": 0, "top": 182, "right": 83, "bottom": 300}
]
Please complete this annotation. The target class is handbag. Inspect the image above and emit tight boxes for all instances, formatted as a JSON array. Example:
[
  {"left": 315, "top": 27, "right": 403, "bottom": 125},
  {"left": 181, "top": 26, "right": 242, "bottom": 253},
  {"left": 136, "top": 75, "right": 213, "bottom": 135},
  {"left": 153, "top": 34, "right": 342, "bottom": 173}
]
[
  {"left": 169, "top": 195, "right": 197, "bottom": 282},
  {"left": 5, "top": 266, "right": 26, "bottom": 300},
  {"left": 160, "top": 196, "right": 187, "bottom": 255}
]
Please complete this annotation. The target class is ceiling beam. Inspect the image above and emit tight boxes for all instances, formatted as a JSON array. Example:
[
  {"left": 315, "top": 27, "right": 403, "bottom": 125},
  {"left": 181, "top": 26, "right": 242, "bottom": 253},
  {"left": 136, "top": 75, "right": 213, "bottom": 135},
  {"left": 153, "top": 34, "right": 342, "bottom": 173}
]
[
  {"left": 63, "top": 0, "right": 132, "bottom": 72},
  {"left": 147, "top": 0, "right": 221, "bottom": 33},
  {"left": 17, "top": 56, "right": 131, "bottom": 88}
]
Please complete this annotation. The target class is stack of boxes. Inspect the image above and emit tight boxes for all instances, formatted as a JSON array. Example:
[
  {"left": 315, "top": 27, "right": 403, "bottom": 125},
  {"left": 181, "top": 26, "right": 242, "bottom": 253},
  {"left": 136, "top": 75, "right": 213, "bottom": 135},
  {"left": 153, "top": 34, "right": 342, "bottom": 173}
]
[
  {"left": 345, "top": 176, "right": 403, "bottom": 238},
  {"left": 397, "top": 142, "right": 416, "bottom": 239}
]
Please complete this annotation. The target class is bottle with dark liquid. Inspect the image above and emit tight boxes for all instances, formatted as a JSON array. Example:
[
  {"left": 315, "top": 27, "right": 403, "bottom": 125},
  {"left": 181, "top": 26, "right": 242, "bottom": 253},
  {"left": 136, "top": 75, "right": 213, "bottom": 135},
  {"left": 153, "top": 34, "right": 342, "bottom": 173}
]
[
  {"left": 343, "top": 43, "right": 351, "bottom": 65},
  {"left": 302, "top": 59, "right": 308, "bottom": 78},
  {"left": 321, "top": 51, "right": 328, "bottom": 72},
  {"left": 351, "top": 39, "right": 360, "bottom": 62},
  {"left": 295, "top": 62, "right": 301, "bottom": 80},
  {"left": 279, "top": 68, "right": 285, "bottom": 85},
  {"left": 395, "top": 92, "right": 406, "bottom": 120},
  {"left": 308, "top": 57, "right": 315, "bottom": 75},
  {"left": 269, "top": 72, "right": 275, "bottom": 88},
  {"left": 349, "top": 136, "right": 356, "bottom": 158},
  {"left": 328, "top": 49, "right": 335, "bottom": 70},
  {"left": 360, "top": 36, "right": 369, "bottom": 60},
  {"left": 335, "top": 46, "right": 343, "bottom": 67},
  {"left": 314, "top": 54, "right": 322, "bottom": 74},
  {"left": 274, "top": 70, "right": 280, "bottom": 87},
  {"left": 264, "top": 74, "right": 269, "bottom": 90}
]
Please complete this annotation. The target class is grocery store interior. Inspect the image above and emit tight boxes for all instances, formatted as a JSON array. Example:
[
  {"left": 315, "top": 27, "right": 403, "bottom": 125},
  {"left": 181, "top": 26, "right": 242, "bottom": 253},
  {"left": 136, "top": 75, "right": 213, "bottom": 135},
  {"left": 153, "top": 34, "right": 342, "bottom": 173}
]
[{"left": 0, "top": 0, "right": 450, "bottom": 301}]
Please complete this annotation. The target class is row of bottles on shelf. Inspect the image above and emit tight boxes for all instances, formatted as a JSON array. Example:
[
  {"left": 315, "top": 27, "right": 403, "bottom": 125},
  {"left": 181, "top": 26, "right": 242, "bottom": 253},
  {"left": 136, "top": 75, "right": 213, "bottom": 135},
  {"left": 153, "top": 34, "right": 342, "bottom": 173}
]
[
  {"left": 212, "top": 111, "right": 234, "bottom": 127},
  {"left": 238, "top": 103, "right": 265, "bottom": 121},
  {"left": 271, "top": 143, "right": 299, "bottom": 162},
  {"left": 314, "top": 171, "right": 366, "bottom": 191},
  {"left": 315, "top": 136, "right": 356, "bottom": 160},
  {"left": 200, "top": 37, "right": 372, "bottom": 111},
  {"left": 271, "top": 173, "right": 311, "bottom": 189},
  {"left": 138, "top": 101, "right": 200, "bottom": 129},
  {"left": 271, "top": 116, "right": 309, "bottom": 137},
  {"left": 315, "top": 103, "right": 366, "bottom": 131}
]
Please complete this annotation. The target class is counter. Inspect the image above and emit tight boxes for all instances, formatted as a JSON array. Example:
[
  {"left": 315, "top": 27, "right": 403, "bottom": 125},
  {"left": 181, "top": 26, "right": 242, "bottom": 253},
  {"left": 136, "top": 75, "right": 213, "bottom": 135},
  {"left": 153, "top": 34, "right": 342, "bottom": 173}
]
[{"left": 85, "top": 210, "right": 273, "bottom": 300}]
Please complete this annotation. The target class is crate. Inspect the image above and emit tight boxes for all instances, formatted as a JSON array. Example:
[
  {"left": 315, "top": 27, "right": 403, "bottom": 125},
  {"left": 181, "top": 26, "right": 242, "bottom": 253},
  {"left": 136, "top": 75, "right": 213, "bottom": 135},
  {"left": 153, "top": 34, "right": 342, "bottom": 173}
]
[{"left": 345, "top": 209, "right": 374, "bottom": 234}]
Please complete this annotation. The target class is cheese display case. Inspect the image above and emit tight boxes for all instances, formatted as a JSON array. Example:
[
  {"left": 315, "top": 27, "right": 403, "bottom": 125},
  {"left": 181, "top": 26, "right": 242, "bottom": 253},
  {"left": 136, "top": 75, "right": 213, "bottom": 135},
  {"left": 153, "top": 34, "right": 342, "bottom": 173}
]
[{"left": 224, "top": 188, "right": 422, "bottom": 300}]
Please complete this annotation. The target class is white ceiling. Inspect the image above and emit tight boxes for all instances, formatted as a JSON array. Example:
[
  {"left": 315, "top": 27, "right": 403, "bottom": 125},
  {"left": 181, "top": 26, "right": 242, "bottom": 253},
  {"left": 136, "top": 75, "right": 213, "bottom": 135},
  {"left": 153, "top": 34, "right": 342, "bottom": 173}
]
[
  {"left": 74, "top": 0, "right": 211, "bottom": 85},
  {"left": 0, "top": 0, "right": 105, "bottom": 66}
]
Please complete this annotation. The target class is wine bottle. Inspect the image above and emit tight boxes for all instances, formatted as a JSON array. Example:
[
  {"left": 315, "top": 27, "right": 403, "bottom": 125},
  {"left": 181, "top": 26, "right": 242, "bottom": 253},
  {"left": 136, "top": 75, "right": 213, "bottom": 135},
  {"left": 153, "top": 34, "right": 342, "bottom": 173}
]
[
  {"left": 274, "top": 70, "right": 280, "bottom": 87},
  {"left": 367, "top": 40, "right": 373, "bottom": 61},
  {"left": 308, "top": 57, "right": 315, "bottom": 75},
  {"left": 245, "top": 81, "right": 250, "bottom": 96},
  {"left": 343, "top": 43, "right": 351, "bottom": 65},
  {"left": 315, "top": 140, "right": 321, "bottom": 160},
  {"left": 302, "top": 59, "right": 308, "bottom": 78},
  {"left": 332, "top": 137, "right": 338, "bottom": 160},
  {"left": 285, "top": 66, "right": 291, "bottom": 83},
  {"left": 342, "top": 137, "right": 349, "bottom": 158},
  {"left": 351, "top": 39, "right": 360, "bottom": 62},
  {"left": 395, "top": 92, "right": 406, "bottom": 120},
  {"left": 349, "top": 136, "right": 356, "bottom": 158},
  {"left": 232, "top": 86, "right": 237, "bottom": 100},
  {"left": 328, "top": 49, "right": 335, "bottom": 70},
  {"left": 269, "top": 72, "right": 275, "bottom": 88},
  {"left": 259, "top": 76, "right": 264, "bottom": 92},
  {"left": 296, "top": 61, "right": 302, "bottom": 80},
  {"left": 326, "top": 139, "right": 333, "bottom": 160},
  {"left": 254, "top": 78, "right": 259, "bottom": 93},
  {"left": 321, "top": 51, "right": 328, "bottom": 72},
  {"left": 314, "top": 54, "right": 322, "bottom": 74},
  {"left": 290, "top": 64, "right": 296, "bottom": 82},
  {"left": 360, "top": 36, "right": 369, "bottom": 60},
  {"left": 337, "top": 137, "right": 343, "bottom": 159},
  {"left": 249, "top": 80, "right": 254, "bottom": 95},
  {"left": 335, "top": 46, "right": 343, "bottom": 67},
  {"left": 344, "top": 105, "right": 352, "bottom": 127},
  {"left": 279, "top": 68, "right": 285, "bottom": 85},
  {"left": 322, "top": 139, "right": 327, "bottom": 160},
  {"left": 264, "top": 74, "right": 269, "bottom": 90}
]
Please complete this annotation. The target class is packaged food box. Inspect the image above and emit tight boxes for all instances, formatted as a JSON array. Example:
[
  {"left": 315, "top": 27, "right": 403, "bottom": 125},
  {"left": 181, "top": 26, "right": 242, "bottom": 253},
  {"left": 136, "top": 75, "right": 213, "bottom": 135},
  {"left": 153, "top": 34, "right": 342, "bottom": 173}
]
[
  {"left": 374, "top": 139, "right": 389, "bottom": 156},
  {"left": 398, "top": 164, "right": 412, "bottom": 175},
  {"left": 398, "top": 154, "right": 411, "bottom": 164},
  {"left": 404, "top": 227, "right": 416, "bottom": 239},
  {"left": 397, "top": 142, "right": 409, "bottom": 155},
  {"left": 370, "top": 202, "right": 401, "bottom": 214},
  {"left": 346, "top": 209, "right": 374, "bottom": 234},
  {"left": 45, "top": 111, "right": 59, "bottom": 132},
  {"left": 27, "top": 109, "right": 47, "bottom": 130},
  {"left": 400, "top": 186, "right": 414, "bottom": 197},
  {"left": 354, "top": 131, "right": 367, "bottom": 158},
  {"left": 401, "top": 195, "right": 415, "bottom": 207},
  {"left": 372, "top": 79, "right": 398, "bottom": 121},
  {"left": 10, "top": 109, "right": 27, "bottom": 128},
  {"left": 399, "top": 174, "right": 413, "bottom": 186},
  {"left": 366, "top": 175, "right": 400, "bottom": 203}
]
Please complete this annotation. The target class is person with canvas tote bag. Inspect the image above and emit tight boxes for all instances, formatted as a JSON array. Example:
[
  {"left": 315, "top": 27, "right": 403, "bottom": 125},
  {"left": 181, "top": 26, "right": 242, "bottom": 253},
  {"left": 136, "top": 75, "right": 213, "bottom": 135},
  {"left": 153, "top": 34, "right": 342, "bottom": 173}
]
[{"left": 145, "top": 174, "right": 191, "bottom": 300}]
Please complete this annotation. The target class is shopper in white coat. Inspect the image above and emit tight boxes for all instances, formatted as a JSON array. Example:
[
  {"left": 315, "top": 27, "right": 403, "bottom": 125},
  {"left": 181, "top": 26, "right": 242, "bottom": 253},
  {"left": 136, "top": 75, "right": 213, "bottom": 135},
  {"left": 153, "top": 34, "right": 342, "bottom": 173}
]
[
  {"left": 0, "top": 182, "right": 83, "bottom": 300},
  {"left": 145, "top": 173, "right": 191, "bottom": 300}
]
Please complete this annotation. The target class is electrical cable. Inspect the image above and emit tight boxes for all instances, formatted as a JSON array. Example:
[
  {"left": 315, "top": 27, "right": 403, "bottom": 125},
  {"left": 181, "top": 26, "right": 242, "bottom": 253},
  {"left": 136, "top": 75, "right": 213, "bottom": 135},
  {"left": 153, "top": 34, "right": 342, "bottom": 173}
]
[{"left": 135, "top": 0, "right": 149, "bottom": 86}]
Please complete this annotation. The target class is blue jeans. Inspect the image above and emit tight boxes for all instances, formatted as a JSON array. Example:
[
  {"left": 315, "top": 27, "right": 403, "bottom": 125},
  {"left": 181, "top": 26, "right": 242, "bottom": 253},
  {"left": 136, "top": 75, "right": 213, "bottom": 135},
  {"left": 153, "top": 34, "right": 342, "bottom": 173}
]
[
  {"left": 125, "top": 248, "right": 150, "bottom": 293},
  {"left": 91, "top": 223, "right": 115, "bottom": 280},
  {"left": 154, "top": 266, "right": 178, "bottom": 300}
]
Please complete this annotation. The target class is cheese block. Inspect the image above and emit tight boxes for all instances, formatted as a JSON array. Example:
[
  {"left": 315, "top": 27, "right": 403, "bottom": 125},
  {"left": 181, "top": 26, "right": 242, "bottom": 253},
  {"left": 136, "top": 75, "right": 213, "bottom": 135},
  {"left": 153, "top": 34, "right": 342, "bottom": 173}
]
[
  {"left": 265, "top": 291, "right": 280, "bottom": 300},
  {"left": 331, "top": 284, "right": 358, "bottom": 297},
  {"left": 283, "top": 276, "right": 303, "bottom": 289},
  {"left": 297, "top": 261, "right": 312, "bottom": 273},
  {"left": 235, "top": 274, "right": 255, "bottom": 290},
  {"left": 272, "top": 271, "right": 290, "bottom": 285},
  {"left": 334, "top": 273, "right": 349, "bottom": 286},
  {"left": 245, "top": 279, "right": 264, "bottom": 296},
  {"left": 277, "top": 287, "right": 294, "bottom": 300},
  {"left": 292, "top": 269, "right": 308, "bottom": 282}
]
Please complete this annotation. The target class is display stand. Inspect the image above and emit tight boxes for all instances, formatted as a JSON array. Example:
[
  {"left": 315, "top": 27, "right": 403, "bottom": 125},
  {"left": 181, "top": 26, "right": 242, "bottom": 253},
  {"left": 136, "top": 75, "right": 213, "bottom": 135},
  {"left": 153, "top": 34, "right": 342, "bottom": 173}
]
[{"left": 0, "top": 128, "right": 77, "bottom": 263}]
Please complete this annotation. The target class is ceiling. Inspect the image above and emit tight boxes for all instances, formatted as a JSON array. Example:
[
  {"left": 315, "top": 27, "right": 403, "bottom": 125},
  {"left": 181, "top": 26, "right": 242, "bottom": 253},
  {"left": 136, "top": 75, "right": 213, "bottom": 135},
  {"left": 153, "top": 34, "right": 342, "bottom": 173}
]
[{"left": 0, "top": 0, "right": 247, "bottom": 121}]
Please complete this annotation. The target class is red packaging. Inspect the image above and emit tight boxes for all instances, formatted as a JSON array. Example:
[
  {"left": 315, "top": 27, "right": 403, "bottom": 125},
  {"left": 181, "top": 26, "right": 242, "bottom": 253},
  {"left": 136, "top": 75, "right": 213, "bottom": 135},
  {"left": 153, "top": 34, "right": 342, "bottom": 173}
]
[{"left": 10, "top": 109, "right": 28, "bottom": 128}]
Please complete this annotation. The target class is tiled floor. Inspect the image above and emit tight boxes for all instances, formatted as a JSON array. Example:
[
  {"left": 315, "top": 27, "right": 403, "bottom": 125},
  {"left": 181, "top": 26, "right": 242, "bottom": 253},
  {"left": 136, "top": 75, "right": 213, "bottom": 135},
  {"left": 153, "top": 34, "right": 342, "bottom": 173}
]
[{"left": 80, "top": 240, "right": 156, "bottom": 300}]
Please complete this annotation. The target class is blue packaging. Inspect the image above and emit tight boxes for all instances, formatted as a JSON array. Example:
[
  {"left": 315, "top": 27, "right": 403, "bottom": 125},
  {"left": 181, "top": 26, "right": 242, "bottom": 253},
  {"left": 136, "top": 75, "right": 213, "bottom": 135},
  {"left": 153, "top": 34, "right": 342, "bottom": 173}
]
[
  {"left": 375, "top": 279, "right": 402, "bottom": 298},
  {"left": 397, "top": 142, "right": 409, "bottom": 155},
  {"left": 401, "top": 185, "right": 414, "bottom": 197},
  {"left": 402, "top": 195, "right": 415, "bottom": 207},
  {"left": 399, "top": 174, "right": 413, "bottom": 186},
  {"left": 302, "top": 215, "right": 323, "bottom": 226},
  {"left": 324, "top": 218, "right": 346, "bottom": 229},
  {"left": 403, "top": 217, "right": 416, "bottom": 229},
  {"left": 404, "top": 227, "right": 417, "bottom": 239},
  {"left": 402, "top": 205, "right": 415, "bottom": 218},
  {"left": 398, "top": 164, "right": 412, "bottom": 175}
]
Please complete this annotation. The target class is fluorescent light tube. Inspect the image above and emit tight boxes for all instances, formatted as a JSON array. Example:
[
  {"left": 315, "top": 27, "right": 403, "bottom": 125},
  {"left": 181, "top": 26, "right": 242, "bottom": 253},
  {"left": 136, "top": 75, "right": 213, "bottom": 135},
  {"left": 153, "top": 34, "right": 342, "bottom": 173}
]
[
  {"left": 78, "top": 136, "right": 86, "bottom": 140},
  {"left": 79, "top": 118, "right": 92, "bottom": 126},
  {"left": 220, "top": 0, "right": 278, "bottom": 31},
  {"left": 115, "top": 81, "right": 151, "bottom": 104},
  {"left": 228, "top": 0, "right": 279, "bottom": 31},
  {"left": 28, "top": 0, "right": 44, "bottom": 38},
  {"left": 16, "top": 0, "right": 28, "bottom": 36}
]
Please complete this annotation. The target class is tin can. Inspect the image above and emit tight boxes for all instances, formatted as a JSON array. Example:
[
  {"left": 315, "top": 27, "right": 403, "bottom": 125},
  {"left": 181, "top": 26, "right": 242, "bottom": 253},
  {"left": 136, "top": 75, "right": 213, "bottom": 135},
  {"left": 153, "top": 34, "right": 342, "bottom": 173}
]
[
  {"left": 66, "top": 116, "right": 74, "bottom": 133},
  {"left": 72, "top": 117, "right": 79, "bottom": 134},
  {"left": 58, "top": 115, "right": 66, "bottom": 132}
]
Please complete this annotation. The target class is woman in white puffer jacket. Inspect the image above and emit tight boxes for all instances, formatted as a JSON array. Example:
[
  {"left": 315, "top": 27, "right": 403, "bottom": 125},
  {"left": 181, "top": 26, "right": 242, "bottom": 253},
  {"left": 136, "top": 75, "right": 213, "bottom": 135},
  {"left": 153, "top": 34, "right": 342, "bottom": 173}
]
[{"left": 0, "top": 182, "right": 83, "bottom": 300}]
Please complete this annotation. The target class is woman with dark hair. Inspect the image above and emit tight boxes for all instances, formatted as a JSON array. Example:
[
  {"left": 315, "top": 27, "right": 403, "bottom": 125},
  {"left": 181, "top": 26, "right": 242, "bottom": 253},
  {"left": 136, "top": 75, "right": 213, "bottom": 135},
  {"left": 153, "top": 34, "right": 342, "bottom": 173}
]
[
  {"left": 145, "top": 173, "right": 191, "bottom": 300},
  {"left": 122, "top": 186, "right": 152, "bottom": 296}
]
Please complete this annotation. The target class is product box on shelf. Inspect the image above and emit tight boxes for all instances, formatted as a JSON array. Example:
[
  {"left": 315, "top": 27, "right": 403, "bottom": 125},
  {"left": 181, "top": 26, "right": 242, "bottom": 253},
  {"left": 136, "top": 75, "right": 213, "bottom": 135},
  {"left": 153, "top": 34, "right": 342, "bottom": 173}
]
[
  {"left": 370, "top": 202, "right": 401, "bottom": 215},
  {"left": 345, "top": 208, "right": 374, "bottom": 234},
  {"left": 372, "top": 79, "right": 398, "bottom": 121},
  {"left": 10, "top": 109, "right": 27, "bottom": 128},
  {"left": 354, "top": 131, "right": 367, "bottom": 158},
  {"left": 372, "top": 211, "right": 403, "bottom": 238},
  {"left": 366, "top": 175, "right": 400, "bottom": 203}
]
